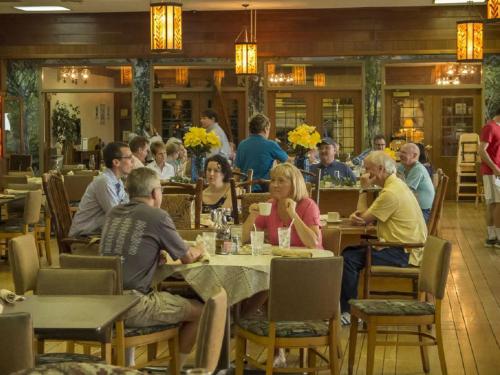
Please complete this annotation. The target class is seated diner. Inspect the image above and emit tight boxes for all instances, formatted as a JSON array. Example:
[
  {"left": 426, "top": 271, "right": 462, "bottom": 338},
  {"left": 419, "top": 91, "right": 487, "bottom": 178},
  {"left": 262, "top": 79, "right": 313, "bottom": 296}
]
[{"left": 202, "top": 154, "right": 234, "bottom": 213}]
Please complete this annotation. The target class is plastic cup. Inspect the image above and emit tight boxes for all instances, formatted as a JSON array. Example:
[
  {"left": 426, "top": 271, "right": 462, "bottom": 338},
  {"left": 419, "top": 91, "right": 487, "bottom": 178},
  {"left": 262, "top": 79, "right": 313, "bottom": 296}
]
[
  {"left": 258, "top": 202, "right": 272, "bottom": 216},
  {"left": 250, "top": 231, "right": 265, "bottom": 256},
  {"left": 327, "top": 212, "right": 340, "bottom": 222},
  {"left": 202, "top": 232, "right": 217, "bottom": 255},
  {"left": 278, "top": 227, "right": 291, "bottom": 249}
]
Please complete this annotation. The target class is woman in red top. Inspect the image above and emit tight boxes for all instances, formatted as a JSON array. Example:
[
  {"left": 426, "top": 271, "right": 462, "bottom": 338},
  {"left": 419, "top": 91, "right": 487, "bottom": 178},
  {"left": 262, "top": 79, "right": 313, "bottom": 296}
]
[{"left": 242, "top": 163, "right": 322, "bottom": 249}]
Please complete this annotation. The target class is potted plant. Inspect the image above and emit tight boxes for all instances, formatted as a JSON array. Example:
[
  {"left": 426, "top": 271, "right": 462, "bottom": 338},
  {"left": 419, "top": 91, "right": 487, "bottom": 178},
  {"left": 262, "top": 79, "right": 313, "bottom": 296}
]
[{"left": 52, "top": 101, "right": 81, "bottom": 165}]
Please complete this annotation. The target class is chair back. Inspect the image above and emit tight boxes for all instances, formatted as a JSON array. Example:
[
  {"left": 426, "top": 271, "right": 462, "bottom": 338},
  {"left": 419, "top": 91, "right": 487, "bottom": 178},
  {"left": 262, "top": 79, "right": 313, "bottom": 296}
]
[
  {"left": 8, "top": 154, "right": 32, "bottom": 171},
  {"left": 42, "top": 172, "right": 73, "bottom": 254},
  {"left": 268, "top": 257, "right": 343, "bottom": 321},
  {"left": 59, "top": 254, "right": 123, "bottom": 294},
  {"left": 457, "top": 133, "right": 479, "bottom": 166},
  {"left": 195, "top": 288, "right": 228, "bottom": 372},
  {"left": 0, "top": 312, "right": 34, "bottom": 374},
  {"left": 307, "top": 168, "right": 321, "bottom": 205},
  {"left": 0, "top": 175, "right": 28, "bottom": 189},
  {"left": 237, "top": 178, "right": 271, "bottom": 194},
  {"left": 427, "top": 173, "right": 449, "bottom": 236},
  {"left": 321, "top": 227, "right": 341, "bottom": 255},
  {"left": 9, "top": 234, "right": 40, "bottom": 294},
  {"left": 177, "top": 228, "right": 216, "bottom": 241},
  {"left": 418, "top": 236, "right": 452, "bottom": 300},
  {"left": 239, "top": 192, "right": 271, "bottom": 222},
  {"left": 229, "top": 178, "right": 240, "bottom": 224},
  {"left": 36, "top": 268, "right": 116, "bottom": 295},
  {"left": 8, "top": 170, "right": 34, "bottom": 177},
  {"left": 162, "top": 178, "right": 203, "bottom": 228},
  {"left": 63, "top": 174, "right": 94, "bottom": 202},
  {"left": 23, "top": 190, "right": 42, "bottom": 225},
  {"left": 232, "top": 168, "right": 253, "bottom": 186}
]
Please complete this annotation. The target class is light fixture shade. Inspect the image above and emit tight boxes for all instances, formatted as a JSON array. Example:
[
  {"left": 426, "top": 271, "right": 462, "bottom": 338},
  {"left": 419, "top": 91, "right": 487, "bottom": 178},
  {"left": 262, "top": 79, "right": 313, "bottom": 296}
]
[
  {"left": 313, "top": 73, "right": 326, "bottom": 87},
  {"left": 267, "top": 63, "right": 276, "bottom": 76},
  {"left": 488, "top": 0, "right": 500, "bottom": 19},
  {"left": 293, "top": 66, "right": 306, "bottom": 85},
  {"left": 150, "top": 1, "right": 182, "bottom": 52},
  {"left": 456, "top": 21, "right": 483, "bottom": 62},
  {"left": 121, "top": 67, "right": 132, "bottom": 85},
  {"left": 213, "top": 70, "right": 225, "bottom": 87},
  {"left": 175, "top": 67, "right": 188, "bottom": 86},
  {"left": 235, "top": 41, "right": 257, "bottom": 75}
]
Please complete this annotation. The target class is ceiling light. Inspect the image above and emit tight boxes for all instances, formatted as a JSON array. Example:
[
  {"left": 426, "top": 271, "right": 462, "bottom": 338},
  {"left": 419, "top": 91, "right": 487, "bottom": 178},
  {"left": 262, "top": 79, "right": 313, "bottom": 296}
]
[
  {"left": 235, "top": 4, "right": 258, "bottom": 75},
  {"left": 488, "top": 0, "right": 500, "bottom": 19},
  {"left": 457, "top": 21, "right": 483, "bottom": 62},
  {"left": 150, "top": 1, "right": 183, "bottom": 53},
  {"left": 14, "top": 6, "right": 70, "bottom": 12}
]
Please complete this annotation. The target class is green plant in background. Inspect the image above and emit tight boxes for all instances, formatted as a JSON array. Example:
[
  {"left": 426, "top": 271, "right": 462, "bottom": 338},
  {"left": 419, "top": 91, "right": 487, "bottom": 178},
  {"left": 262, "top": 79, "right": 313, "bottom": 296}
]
[
  {"left": 133, "top": 59, "right": 151, "bottom": 134},
  {"left": 484, "top": 55, "right": 500, "bottom": 121},
  {"left": 52, "top": 101, "right": 81, "bottom": 161}
]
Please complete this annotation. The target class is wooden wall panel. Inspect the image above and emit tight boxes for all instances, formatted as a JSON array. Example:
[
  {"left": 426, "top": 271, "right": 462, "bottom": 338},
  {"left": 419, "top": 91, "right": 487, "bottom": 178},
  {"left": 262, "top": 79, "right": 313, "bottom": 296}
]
[{"left": 0, "top": 7, "right": 498, "bottom": 58}]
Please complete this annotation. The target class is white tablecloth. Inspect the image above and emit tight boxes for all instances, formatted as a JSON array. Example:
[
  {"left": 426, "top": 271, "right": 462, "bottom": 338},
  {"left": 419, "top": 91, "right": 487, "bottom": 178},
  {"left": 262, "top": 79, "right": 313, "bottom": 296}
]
[{"left": 156, "top": 249, "right": 333, "bottom": 305}]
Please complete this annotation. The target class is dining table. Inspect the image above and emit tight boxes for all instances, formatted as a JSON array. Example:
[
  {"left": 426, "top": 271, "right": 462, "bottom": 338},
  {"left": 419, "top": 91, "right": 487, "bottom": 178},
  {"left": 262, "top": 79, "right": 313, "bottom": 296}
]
[
  {"left": 1, "top": 294, "right": 141, "bottom": 366},
  {"left": 156, "top": 247, "right": 333, "bottom": 370},
  {"left": 321, "top": 216, "right": 377, "bottom": 254},
  {"left": 317, "top": 186, "right": 380, "bottom": 216}
]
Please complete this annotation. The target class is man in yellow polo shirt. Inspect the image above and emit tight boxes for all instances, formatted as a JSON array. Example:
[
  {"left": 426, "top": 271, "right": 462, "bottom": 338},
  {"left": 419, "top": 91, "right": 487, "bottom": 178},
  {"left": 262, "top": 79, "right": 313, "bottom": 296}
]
[{"left": 340, "top": 151, "right": 427, "bottom": 325}]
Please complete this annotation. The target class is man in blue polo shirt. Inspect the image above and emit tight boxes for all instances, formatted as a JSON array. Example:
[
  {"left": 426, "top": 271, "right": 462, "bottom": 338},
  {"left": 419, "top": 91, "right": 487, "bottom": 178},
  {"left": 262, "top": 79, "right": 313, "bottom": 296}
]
[
  {"left": 235, "top": 114, "right": 288, "bottom": 191},
  {"left": 310, "top": 137, "right": 356, "bottom": 182}
]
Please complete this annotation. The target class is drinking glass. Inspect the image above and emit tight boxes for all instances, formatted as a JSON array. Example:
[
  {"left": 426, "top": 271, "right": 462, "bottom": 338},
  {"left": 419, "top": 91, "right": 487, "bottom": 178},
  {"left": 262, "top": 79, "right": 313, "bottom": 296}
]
[
  {"left": 186, "top": 369, "right": 211, "bottom": 375},
  {"left": 250, "top": 231, "right": 265, "bottom": 256},
  {"left": 278, "top": 227, "right": 291, "bottom": 249},
  {"left": 202, "top": 232, "right": 217, "bottom": 255}
]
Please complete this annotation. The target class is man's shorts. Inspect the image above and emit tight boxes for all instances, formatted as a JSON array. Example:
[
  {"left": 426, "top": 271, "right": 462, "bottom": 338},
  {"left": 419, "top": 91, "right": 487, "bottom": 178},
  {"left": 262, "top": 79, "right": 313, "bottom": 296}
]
[
  {"left": 123, "top": 290, "right": 192, "bottom": 328},
  {"left": 483, "top": 175, "right": 500, "bottom": 204}
]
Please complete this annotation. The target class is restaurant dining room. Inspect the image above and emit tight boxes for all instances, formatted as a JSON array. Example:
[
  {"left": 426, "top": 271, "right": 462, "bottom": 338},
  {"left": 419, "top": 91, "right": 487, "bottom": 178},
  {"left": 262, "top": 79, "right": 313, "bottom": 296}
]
[{"left": 1, "top": 0, "right": 500, "bottom": 374}]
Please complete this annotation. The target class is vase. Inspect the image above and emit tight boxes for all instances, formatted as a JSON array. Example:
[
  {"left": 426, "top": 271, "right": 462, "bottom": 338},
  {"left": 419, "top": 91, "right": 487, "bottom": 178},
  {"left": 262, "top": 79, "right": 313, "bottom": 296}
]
[
  {"left": 294, "top": 154, "right": 311, "bottom": 181},
  {"left": 191, "top": 155, "right": 206, "bottom": 183}
]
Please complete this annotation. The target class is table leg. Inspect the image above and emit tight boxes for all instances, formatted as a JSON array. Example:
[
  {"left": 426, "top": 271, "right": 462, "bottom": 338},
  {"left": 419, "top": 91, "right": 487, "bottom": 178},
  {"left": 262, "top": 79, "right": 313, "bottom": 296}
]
[{"left": 115, "top": 320, "right": 126, "bottom": 366}]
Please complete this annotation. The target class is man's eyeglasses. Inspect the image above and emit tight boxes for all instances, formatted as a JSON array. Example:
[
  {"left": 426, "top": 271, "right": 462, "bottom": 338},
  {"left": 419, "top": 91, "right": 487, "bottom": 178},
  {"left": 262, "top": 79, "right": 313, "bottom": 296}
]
[{"left": 117, "top": 155, "right": 133, "bottom": 160}]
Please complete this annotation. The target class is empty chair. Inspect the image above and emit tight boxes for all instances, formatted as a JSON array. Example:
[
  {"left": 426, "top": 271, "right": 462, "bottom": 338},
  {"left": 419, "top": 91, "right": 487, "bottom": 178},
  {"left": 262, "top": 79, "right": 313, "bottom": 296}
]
[
  {"left": 63, "top": 174, "right": 95, "bottom": 203},
  {"left": 9, "top": 234, "right": 41, "bottom": 295},
  {"left": 0, "top": 312, "right": 34, "bottom": 374}
]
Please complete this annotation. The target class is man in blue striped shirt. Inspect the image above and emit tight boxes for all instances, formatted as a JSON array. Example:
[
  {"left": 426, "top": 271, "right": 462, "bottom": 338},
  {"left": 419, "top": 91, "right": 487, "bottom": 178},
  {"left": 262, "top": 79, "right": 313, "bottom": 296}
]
[{"left": 352, "top": 134, "right": 387, "bottom": 166}]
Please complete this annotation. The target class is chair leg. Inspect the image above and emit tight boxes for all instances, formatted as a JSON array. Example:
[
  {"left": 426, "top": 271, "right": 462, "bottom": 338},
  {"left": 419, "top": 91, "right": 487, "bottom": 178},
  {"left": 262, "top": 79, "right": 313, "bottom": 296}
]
[
  {"left": 435, "top": 318, "right": 448, "bottom": 375},
  {"left": 44, "top": 216, "right": 53, "bottom": 265},
  {"left": 307, "top": 348, "right": 316, "bottom": 375},
  {"left": 102, "top": 342, "right": 112, "bottom": 364},
  {"left": 329, "top": 324, "right": 340, "bottom": 375},
  {"left": 37, "top": 339, "right": 45, "bottom": 354},
  {"left": 147, "top": 343, "right": 158, "bottom": 362},
  {"left": 168, "top": 335, "right": 180, "bottom": 375},
  {"left": 235, "top": 332, "right": 246, "bottom": 375},
  {"left": 418, "top": 325, "right": 430, "bottom": 373},
  {"left": 66, "top": 341, "right": 75, "bottom": 353},
  {"left": 348, "top": 316, "right": 359, "bottom": 375},
  {"left": 365, "top": 321, "right": 377, "bottom": 375}
]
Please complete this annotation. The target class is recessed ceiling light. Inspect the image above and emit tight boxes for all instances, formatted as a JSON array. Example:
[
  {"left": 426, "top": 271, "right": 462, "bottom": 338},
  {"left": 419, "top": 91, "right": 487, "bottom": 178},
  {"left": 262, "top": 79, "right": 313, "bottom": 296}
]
[
  {"left": 14, "top": 6, "right": 70, "bottom": 12},
  {"left": 434, "top": 0, "right": 485, "bottom": 4}
]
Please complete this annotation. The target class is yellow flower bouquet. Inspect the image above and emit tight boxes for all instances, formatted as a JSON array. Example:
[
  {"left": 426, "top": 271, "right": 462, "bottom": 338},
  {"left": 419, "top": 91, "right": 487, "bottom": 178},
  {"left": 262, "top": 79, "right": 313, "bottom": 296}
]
[
  {"left": 287, "top": 124, "right": 321, "bottom": 156},
  {"left": 384, "top": 147, "right": 397, "bottom": 160},
  {"left": 183, "top": 127, "right": 221, "bottom": 156}
]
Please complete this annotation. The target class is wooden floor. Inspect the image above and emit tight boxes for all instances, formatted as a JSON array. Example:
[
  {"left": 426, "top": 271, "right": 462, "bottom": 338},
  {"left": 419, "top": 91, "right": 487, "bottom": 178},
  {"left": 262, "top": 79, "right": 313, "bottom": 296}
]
[{"left": 1, "top": 201, "right": 500, "bottom": 374}]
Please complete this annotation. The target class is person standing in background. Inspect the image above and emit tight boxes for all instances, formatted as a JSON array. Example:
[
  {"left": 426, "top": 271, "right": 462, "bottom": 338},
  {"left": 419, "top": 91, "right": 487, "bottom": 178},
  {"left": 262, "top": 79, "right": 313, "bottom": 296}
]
[
  {"left": 479, "top": 107, "right": 500, "bottom": 247},
  {"left": 129, "top": 136, "right": 150, "bottom": 169},
  {"left": 200, "top": 109, "right": 232, "bottom": 158}
]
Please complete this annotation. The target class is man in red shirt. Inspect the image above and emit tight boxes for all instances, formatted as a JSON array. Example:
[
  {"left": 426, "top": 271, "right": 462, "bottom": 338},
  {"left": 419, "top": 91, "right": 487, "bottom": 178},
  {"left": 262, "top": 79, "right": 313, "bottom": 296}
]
[{"left": 479, "top": 107, "right": 500, "bottom": 247}]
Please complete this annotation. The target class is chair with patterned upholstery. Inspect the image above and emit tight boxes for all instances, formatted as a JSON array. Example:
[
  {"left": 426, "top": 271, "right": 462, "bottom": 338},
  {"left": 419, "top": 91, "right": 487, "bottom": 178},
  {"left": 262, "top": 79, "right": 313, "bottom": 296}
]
[
  {"left": 161, "top": 178, "right": 203, "bottom": 229},
  {"left": 235, "top": 257, "right": 343, "bottom": 375},
  {"left": 239, "top": 191, "right": 271, "bottom": 223},
  {"left": 231, "top": 168, "right": 253, "bottom": 190},
  {"left": 12, "top": 362, "right": 144, "bottom": 375},
  {"left": 0, "top": 312, "right": 34, "bottom": 374},
  {"left": 348, "top": 236, "right": 451, "bottom": 375},
  {"left": 59, "top": 253, "right": 181, "bottom": 372}
]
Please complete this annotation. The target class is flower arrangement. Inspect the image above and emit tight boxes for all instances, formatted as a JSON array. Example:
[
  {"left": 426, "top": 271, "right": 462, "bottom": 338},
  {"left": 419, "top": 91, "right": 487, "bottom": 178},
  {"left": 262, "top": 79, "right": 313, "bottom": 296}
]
[
  {"left": 287, "top": 124, "right": 321, "bottom": 156},
  {"left": 384, "top": 147, "right": 397, "bottom": 160},
  {"left": 183, "top": 127, "right": 221, "bottom": 156}
]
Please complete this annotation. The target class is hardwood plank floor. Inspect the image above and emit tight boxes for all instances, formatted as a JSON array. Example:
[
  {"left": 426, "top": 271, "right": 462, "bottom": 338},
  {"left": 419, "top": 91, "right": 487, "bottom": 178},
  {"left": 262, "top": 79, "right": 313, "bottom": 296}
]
[{"left": 1, "top": 202, "right": 499, "bottom": 374}]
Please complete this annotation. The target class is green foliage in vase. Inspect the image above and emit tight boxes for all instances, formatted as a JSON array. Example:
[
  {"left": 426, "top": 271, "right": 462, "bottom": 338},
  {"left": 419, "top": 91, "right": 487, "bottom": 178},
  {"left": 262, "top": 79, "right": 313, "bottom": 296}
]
[
  {"left": 133, "top": 59, "right": 151, "bottom": 133},
  {"left": 169, "top": 175, "right": 191, "bottom": 183},
  {"left": 321, "top": 174, "right": 355, "bottom": 187},
  {"left": 52, "top": 101, "right": 81, "bottom": 145}
]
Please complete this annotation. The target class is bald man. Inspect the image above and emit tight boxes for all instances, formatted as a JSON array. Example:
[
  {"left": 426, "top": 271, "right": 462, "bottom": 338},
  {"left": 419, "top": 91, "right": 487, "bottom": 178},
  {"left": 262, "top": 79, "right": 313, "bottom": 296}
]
[{"left": 397, "top": 143, "right": 435, "bottom": 222}]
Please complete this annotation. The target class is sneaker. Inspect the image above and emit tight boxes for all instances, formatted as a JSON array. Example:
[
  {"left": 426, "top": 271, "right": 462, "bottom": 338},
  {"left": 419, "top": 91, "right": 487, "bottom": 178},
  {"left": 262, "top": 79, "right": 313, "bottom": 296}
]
[
  {"left": 273, "top": 348, "right": 287, "bottom": 368},
  {"left": 340, "top": 312, "right": 351, "bottom": 326},
  {"left": 494, "top": 242, "right": 500, "bottom": 249},
  {"left": 485, "top": 238, "right": 497, "bottom": 247}
]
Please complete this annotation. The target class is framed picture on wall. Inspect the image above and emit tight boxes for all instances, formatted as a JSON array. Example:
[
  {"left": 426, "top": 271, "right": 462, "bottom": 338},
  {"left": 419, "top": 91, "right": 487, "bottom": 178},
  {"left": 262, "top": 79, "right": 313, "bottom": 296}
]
[{"left": 99, "top": 104, "right": 106, "bottom": 125}]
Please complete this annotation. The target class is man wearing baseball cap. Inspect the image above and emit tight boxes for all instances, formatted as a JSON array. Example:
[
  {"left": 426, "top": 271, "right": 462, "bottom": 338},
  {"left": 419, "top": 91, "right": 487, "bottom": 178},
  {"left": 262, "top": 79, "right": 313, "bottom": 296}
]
[{"left": 310, "top": 137, "right": 356, "bottom": 182}]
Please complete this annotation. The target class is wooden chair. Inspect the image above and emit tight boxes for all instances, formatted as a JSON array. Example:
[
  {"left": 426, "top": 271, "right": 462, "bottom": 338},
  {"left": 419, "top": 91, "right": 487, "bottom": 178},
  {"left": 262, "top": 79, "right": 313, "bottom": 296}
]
[
  {"left": 42, "top": 172, "right": 92, "bottom": 254},
  {"left": 456, "top": 133, "right": 480, "bottom": 202},
  {"left": 237, "top": 178, "right": 271, "bottom": 194},
  {"left": 161, "top": 178, "right": 203, "bottom": 229},
  {"left": 0, "top": 190, "right": 43, "bottom": 259},
  {"left": 348, "top": 236, "right": 451, "bottom": 375},
  {"left": 239, "top": 192, "right": 271, "bottom": 223},
  {"left": 475, "top": 162, "right": 484, "bottom": 207},
  {"left": 301, "top": 168, "right": 321, "bottom": 205},
  {"left": 0, "top": 174, "right": 28, "bottom": 189},
  {"left": 63, "top": 174, "right": 94, "bottom": 203},
  {"left": 362, "top": 172, "right": 449, "bottom": 299},
  {"left": 59, "top": 254, "right": 181, "bottom": 372},
  {"left": 0, "top": 312, "right": 34, "bottom": 374},
  {"left": 232, "top": 167, "right": 254, "bottom": 187},
  {"left": 235, "top": 257, "right": 343, "bottom": 375}
]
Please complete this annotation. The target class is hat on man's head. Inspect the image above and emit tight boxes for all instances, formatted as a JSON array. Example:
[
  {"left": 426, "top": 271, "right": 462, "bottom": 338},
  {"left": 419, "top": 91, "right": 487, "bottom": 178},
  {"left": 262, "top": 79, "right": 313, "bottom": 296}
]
[{"left": 317, "top": 137, "right": 336, "bottom": 147}]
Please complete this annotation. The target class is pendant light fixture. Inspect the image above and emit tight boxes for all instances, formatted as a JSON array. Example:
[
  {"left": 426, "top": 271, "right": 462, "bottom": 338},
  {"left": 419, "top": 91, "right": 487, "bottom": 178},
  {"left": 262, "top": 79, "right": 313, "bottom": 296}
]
[
  {"left": 235, "top": 4, "right": 258, "bottom": 75},
  {"left": 150, "top": 1, "right": 183, "bottom": 53},
  {"left": 488, "top": 0, "right": 499, "bottom": 19}
]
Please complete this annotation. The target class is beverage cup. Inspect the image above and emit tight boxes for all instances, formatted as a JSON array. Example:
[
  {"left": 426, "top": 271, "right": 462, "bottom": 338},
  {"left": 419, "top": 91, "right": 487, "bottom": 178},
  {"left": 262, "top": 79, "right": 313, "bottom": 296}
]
[
  {"left": 327, "top": 212, "right": 340, "bottom": 222},
  {"left": 278, "top": 227, "right": 291, "bottom": 249},
  {"left": 202, "top": 232, "right": 217, "bottom": 255},
  {"left": 186, "top": 369, "right": 211, "bottom": 375},
  {"left": 258, "top": 202, "right": 272, "bottom": 216},
  {"left": 250, "top": 231, "right": 265, "bottom": 256}
]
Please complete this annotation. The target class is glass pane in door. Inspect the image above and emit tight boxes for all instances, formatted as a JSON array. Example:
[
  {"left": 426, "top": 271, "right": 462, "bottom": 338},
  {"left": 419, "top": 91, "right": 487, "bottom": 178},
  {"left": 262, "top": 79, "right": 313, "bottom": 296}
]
[
  {"left": 274, "top": 97, "right": 306, "bottom": 146},
  {"left": 391, "top": 96, "right": 425, "bottom": 144},
  {"left": 322, "top": 97, "right": 355, "bottom": 154},
  {"left": 441, "top": 96, "right": 474, "bottom": 156},
  {"left": 161, "top": 99, "right": 193, "bottom": 140},
  {"left": 4, "top": 97, "right": 22, "bottom": 154}
]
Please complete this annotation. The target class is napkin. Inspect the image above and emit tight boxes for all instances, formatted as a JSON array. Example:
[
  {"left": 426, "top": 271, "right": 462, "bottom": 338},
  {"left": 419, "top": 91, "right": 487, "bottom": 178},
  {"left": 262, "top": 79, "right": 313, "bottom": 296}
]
[
  {"left": 4, "top": 189, "right": 29, "bottom": 195},
  {"left": 0, "top": 289, "right": 25, "bottom": 304},
  {"left": 271, "top": 248, "right": 313, "bottom": 258},
  {"left": 195, "top": 235, "right": 211, "bottom": 263},
  {"left": 0, "top": 194, "right": 16, "bottom": 199}
]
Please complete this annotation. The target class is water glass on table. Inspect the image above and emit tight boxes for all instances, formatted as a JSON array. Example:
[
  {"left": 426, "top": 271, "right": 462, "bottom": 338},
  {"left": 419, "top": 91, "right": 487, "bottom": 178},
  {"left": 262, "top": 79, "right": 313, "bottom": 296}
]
[
  {"left": 278, "top": 227, "right": 291, "bottom": 249},
  {"left": 202, "top": 232, "right": 217, "bottom": 255},
  {"left": 250, "top": 231, "right": 265, "bottom": 256}
]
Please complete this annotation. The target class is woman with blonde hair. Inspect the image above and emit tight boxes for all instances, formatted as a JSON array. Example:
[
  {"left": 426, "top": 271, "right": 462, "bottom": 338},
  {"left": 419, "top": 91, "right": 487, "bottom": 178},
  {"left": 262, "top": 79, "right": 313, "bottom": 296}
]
[{"left": 242, "top": 163, "right": 322, "bottom": 249}]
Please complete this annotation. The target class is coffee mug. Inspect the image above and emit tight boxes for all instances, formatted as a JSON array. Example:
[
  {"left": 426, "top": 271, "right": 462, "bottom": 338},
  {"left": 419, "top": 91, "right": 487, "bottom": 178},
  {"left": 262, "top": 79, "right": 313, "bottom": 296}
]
[
  {"left": 258, "top": 202, "right": 272, "bottom": 216},
  {"left": 327, "top": 211, "right": 340, "bottom": 222}
]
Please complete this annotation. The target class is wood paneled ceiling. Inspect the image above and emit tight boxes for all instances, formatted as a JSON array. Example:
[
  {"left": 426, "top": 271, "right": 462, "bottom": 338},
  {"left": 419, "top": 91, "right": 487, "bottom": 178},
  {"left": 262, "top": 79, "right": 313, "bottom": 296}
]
[{"left": 0, "top": 0, "right": 484, "bottom": 13}]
